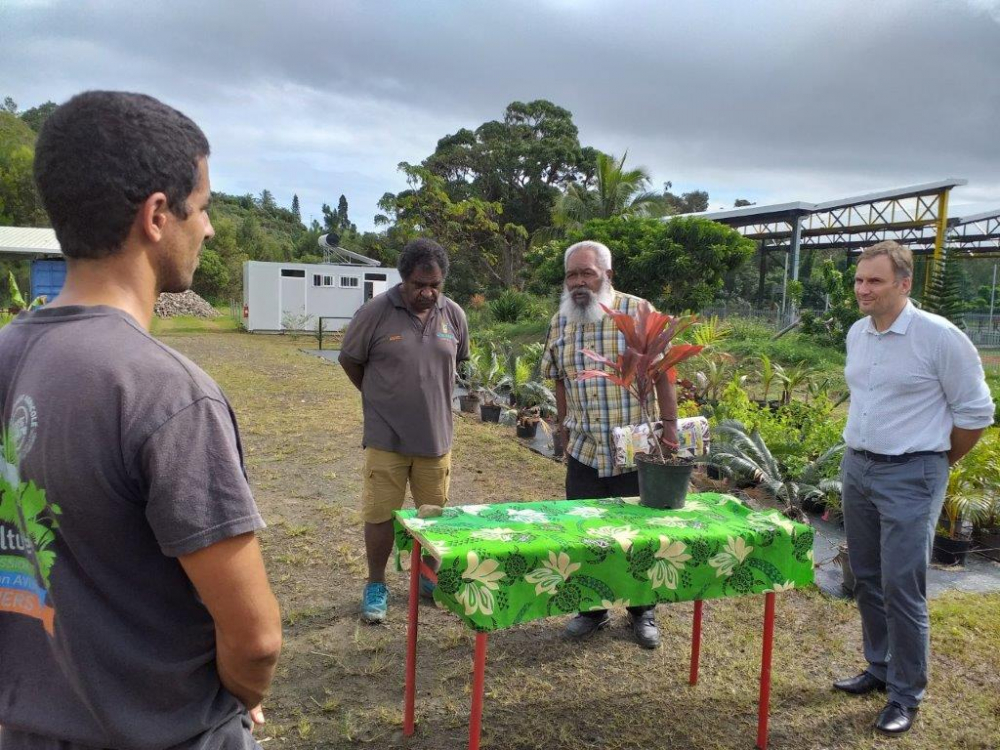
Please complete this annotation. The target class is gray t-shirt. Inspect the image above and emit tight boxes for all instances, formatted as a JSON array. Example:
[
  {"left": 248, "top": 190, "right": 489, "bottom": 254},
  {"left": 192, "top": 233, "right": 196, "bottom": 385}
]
[
  {"left": 339, "top": 286, "right": 468, "bottom": 457},
  {"left": 0, "top": 306, "right": 265, "bottom": 749}
]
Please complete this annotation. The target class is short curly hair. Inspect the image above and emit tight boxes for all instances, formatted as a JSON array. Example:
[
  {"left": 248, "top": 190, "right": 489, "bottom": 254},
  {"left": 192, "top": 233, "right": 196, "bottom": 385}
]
[
  {"left": 34, "top": 91, "right": 210, "bottom": 259},
  {"left": 397, "top": 238, "right": 449, "bottom": 280}
]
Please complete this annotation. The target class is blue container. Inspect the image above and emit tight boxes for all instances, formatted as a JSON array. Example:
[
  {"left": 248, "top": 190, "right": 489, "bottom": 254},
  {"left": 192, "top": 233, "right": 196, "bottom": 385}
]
[{"left": 30, "top": 259, "right": 66, "bottom": 303}]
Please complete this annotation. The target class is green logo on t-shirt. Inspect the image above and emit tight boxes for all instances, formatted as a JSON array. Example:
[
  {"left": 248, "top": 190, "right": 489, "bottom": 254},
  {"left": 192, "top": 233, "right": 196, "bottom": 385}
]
[{"left": 0, "top": 426, "right": 60, "bottom": 634}]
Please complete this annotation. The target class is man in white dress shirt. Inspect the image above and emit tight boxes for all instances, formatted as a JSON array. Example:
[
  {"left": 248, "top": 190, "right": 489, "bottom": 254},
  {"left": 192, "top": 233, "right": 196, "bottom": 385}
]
[{"left": 833, "top": 241, "right": 994, "bottom": 735}]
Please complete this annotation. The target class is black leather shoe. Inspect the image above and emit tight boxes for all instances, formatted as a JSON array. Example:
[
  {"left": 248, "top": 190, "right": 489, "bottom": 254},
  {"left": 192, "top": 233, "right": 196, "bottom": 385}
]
[
  {"left": 627, "top": 610, "right": 660, "bottom": 649},
  {"left": 875, "top": 701, "right": 918, "bottom": 734},
  {"left": 833, "top": 671, "right": 887, "bottom": 695},
  {"left": 564, "top": 611, "right": 610, "bottom": 639}
]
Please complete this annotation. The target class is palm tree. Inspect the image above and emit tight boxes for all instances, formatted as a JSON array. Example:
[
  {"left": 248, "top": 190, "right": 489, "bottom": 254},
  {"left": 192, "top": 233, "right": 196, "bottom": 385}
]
[{"left": 553, "top": 152, "right": 661, "bottom": 230}]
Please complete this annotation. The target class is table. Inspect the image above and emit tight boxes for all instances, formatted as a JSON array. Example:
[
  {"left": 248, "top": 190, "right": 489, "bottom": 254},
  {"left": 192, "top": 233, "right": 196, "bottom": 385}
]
[{"left": 393, "top": 493, "right": 815, "bottom": 749}]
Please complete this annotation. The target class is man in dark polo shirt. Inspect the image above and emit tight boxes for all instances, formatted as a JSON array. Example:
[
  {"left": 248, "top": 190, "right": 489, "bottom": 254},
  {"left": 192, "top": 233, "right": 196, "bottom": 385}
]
[{"left": 339, "top": 239, "right": 469, "bottom": 623}]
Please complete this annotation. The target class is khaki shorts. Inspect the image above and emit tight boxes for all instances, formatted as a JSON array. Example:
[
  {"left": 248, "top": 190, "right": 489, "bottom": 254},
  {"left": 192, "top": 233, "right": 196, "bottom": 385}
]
[{"left": 362, "top": 447, "right": 452, "bottom": 523}]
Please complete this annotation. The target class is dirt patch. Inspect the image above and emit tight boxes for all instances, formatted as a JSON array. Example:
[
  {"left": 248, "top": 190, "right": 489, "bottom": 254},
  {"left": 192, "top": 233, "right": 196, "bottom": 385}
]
[{"left": 162, "top": 331, "right": 1000, "bottom": 750}]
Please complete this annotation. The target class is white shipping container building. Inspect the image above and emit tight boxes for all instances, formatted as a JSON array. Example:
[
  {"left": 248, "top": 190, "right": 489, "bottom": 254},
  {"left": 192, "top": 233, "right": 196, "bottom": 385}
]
[{"left": 242, "top": 235, "right": 401, "bottom": 332}]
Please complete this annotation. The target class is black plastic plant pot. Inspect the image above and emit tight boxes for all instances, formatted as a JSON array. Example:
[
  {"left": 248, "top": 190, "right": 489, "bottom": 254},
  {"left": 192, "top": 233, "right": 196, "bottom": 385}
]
[
  {"left": 459, "top": 395, "right": 480, "bottom": 413},
  {"left": 932, "top": 533, "right": 972, "bottom": 566},
  {"left": 480, "top": 404, "right": 502, "bottom": 423},
  {"left": 516, "top": 422, "right": 539, "bottom": 439},
  {"left": 636, "top": 455, "right": 693, "bottom": 510}
]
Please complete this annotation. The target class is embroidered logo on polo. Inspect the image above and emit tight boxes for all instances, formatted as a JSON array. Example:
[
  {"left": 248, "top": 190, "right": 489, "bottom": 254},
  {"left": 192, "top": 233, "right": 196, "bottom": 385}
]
[
  {"left": 387, "top": 334, "right": 403, "bottom": 343},
  {"left": 436, "top": 319, "right": 455, "bottom": 341},
  {"left": 1, "top": 399, "right": 60, "bottom": 635}
]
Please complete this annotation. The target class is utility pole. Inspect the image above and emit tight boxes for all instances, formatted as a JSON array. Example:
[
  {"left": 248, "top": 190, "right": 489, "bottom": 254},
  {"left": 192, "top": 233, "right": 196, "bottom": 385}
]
[{"left": 989, "top": 261, "right": 997, "bottom": 322}]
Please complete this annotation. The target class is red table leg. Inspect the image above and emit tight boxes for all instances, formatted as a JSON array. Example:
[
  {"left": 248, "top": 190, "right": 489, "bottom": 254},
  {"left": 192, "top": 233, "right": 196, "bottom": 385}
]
[
  {"left": 756, "top": 592, "right": 776, "bottom": 750},
  {"left": 468, "top": 631, "right": 489, "bottom": 750},
  {"left": 404, "top": 540, "right": 421, "bottom": 736},
  {"left": 689, "top": 599, "right": 703, "bottom": 685}
]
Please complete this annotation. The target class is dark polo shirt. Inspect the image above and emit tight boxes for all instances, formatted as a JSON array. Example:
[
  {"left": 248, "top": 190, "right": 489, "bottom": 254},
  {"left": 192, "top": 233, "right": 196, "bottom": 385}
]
[{"left": 339, "top": 285, "right": 469, "bottom": 457}]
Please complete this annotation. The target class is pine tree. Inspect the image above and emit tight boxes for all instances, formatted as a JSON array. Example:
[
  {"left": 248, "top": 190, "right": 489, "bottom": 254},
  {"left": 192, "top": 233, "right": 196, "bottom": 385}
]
[
  {"left": 921, "top": 254, "right": 966, "bottom": 329},
  {"left": 291, "top": 194, "right": 301, "bottom": 222},
  {"left": 337, "top": 194, "right": 349, "bottom": 230}
]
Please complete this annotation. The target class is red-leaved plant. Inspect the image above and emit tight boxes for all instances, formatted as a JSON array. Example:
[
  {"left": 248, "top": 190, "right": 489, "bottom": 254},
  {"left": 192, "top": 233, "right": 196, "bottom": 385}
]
[{"left": 577, "top": 302, "right": 704, "bottom": 462}]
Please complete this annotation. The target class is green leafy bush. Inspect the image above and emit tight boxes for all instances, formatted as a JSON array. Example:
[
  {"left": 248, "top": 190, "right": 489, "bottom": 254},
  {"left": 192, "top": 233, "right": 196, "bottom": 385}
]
[
  {"left": 708, "top": 381, "right": 845, "bottom": 477},
  {"left": 488, "top": 289, "right": 537, "bottom": 323},
  {"left": 526, "top": 216, "right": 754, "bottom": 313}
]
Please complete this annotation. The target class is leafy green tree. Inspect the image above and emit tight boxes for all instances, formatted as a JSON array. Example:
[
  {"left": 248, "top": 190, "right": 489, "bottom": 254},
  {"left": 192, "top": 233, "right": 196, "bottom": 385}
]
[
  {"left": 659, "top": 181, "right": 709, "bottom": 214},
  {"left": 423, "top": 100, "right": 598, "bottom": 237},
  {"left": 553, "top": 152, "right": 660, "bottom": 229},
  {"left": 19, "top": 101, "right": 57, "bottom": 133},
  {"left": 528, "top": 216, "right": 754, "bottom": 313},
  {"left": 0, "top": 112, "right": 47, "bottom": 226},
  {"left": 1, "top": 97, "right": 17, "bottom": 115},
  {"left": 377, "top": 163, "right": 528, "bottom": 296},
  {"left": 321, "top": 202, "right": 338, "bottom": 233},
  {"left": 290, "top": 194, "right": 301, "bottom": 221},
  {"left": 798, "top": 259, "right": 862, "bottom": 345}
]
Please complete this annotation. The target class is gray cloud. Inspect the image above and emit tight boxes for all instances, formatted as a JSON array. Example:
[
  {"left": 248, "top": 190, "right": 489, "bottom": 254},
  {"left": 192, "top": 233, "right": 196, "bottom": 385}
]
[{"left": 2, "top": 0, "right": 997, "bottom": 228}]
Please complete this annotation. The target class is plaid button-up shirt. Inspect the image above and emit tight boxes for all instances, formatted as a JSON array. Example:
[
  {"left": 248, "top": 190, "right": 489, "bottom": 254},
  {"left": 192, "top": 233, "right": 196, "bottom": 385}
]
[{"left": 541, "top": 291, "right": 658, "bottom": 478}]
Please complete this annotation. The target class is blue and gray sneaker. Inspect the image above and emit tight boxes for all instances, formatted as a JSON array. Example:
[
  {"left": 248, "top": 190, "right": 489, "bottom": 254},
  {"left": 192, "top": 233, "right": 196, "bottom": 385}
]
[{"left": 361, "top": 582, "right": 389, "bottom": 624}]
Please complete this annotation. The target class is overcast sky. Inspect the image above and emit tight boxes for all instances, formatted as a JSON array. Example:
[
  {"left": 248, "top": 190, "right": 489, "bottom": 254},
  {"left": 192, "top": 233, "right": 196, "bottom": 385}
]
[{"left": 2, "top": 0, "right": 998, "bottom": 231}]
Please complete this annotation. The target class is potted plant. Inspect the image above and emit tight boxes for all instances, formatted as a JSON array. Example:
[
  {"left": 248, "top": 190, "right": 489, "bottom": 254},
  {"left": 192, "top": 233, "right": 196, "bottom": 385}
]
[
  {"left": 457, "top": 344, "right": 488, "bottom": 413},
  {"left": 968, "top": 430, "right": 1000, "bottom": 561},
  {"left": 755, "top": 354, "right": 779, "bottom": 409},
  {"left": 578, "top": 302, "right": 704, "bottom": 509},
  {"left": 516, "top": 381, "right": 556, "bottom": 438},
  {"left": 775, "top": 360, "right": 816, "bottom": 406},
  {"left": 934, "top": 430, "right": 998, "bottom": 565},
  {"left": 469, "top": 343, "right": 505, "bottom": 422},
  {"left": 974, "top": 495, "right": 1000, "bottom": 563}
]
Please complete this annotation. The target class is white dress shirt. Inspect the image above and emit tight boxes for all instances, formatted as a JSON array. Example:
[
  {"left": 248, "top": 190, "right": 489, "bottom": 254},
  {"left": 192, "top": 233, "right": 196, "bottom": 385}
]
[{"left": 843, "top": 299, "right": 995, "bottom": 455}]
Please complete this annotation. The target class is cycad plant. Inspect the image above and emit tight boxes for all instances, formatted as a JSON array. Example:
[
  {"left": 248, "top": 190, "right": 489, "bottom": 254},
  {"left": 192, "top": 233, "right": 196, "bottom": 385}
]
[
  {"left": 463, "top": 342, "right": 506, "bottom": 405},
  {"left": 705, "top": 419, "right": 844, "bottom": 521}
]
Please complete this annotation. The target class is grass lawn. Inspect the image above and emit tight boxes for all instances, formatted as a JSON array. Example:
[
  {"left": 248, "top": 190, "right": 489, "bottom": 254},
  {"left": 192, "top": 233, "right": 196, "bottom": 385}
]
[{"left": 157, "top": 323, "right": 1000, "bottom": 750}]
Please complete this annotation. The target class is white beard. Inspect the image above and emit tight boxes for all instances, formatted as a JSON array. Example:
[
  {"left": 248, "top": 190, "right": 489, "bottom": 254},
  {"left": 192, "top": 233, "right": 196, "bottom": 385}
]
[{"left": 560, "top": 278, "right": 614, "bottom": 326}]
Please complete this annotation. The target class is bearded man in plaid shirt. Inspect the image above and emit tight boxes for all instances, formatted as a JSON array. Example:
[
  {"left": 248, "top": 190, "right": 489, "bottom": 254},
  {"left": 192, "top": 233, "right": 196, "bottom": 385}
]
[{"left": 540, "top": 240, "right": 679, "bottom": 649}]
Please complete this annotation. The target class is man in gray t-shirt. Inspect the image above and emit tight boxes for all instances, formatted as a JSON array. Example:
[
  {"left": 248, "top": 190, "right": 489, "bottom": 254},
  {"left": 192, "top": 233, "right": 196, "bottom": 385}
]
[
  {"left": 0, "top": 91, "right": 281, "bottom": 749},
  {"left": 339, "top": 238, "right": 468, "bottom": 624}
]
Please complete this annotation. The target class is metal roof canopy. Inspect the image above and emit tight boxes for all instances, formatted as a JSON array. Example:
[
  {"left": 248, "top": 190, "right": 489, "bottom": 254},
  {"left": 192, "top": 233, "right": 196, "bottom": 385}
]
[
  {"left": 684, "top": 180, "right": 1000, "bottom": 258},
  {"left": 685, "top": 179, "right": 966, "bottom": 245},
  {"left": 0, "top": 227, "right": 62, "bottom": 261},
  {"left": 677, "top": 179, "right": 1000, "bottom": 304}
]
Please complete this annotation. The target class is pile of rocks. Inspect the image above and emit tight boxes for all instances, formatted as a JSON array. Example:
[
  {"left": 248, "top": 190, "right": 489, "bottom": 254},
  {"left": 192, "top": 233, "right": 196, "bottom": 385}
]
[{"left": 154, "top": 291, "right": 220, "bottom": 318}]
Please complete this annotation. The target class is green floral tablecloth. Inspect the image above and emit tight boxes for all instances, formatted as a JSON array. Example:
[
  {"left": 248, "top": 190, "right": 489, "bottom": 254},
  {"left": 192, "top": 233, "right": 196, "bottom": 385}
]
[{"left": 394, "top": 493, "right": 814, "bottom": 632}]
